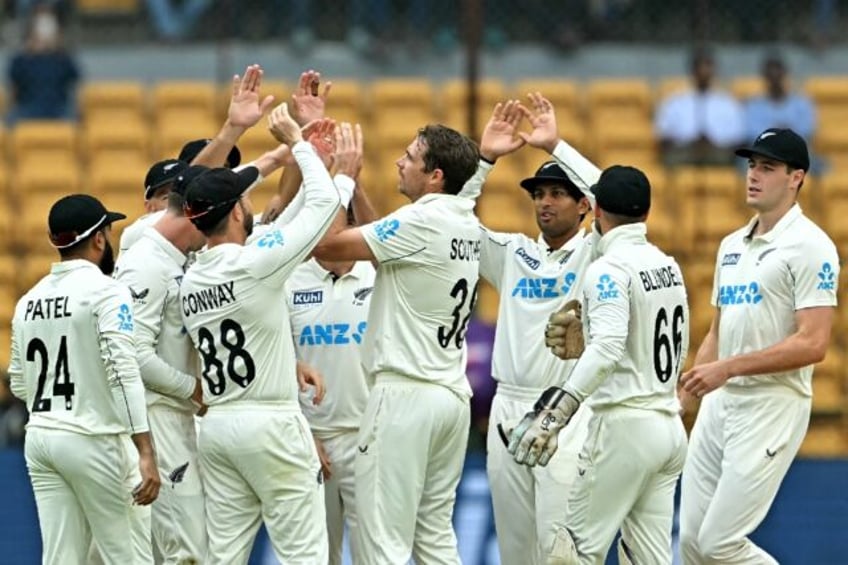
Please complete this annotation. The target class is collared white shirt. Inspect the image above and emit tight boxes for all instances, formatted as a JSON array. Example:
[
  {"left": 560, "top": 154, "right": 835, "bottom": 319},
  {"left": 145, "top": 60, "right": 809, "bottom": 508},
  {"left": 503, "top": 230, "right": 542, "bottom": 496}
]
[
  {"left": 711, "top": 204, "right": 838, "bottom": 397},
  {"left": 114, "top": 226, "right": 198, "bottom": 413},
  {"left": 9, "top": 260, "right": 148, "bottom": 435},
  {"left": 566, "top": 224, "right": 689, "bottom": 414},
  {"left": 360, "top": 193, "right": 481, "bottom": 397},
  {"left": 119, "top": 210, "right": 165, "bottom": 256},
  {"left": 180, "top": 141, "right": 340, "bottom": 406},
  {"left": 285, "top": 258, "right": 374, "bottom": 438}
]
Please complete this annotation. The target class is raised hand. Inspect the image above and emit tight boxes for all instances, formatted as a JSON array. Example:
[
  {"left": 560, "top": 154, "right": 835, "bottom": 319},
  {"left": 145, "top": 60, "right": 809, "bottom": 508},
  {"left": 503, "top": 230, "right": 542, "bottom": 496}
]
[
  {"left": 304, "top": 118, "right": 337, "bottom": 168},
  {"left": 479, "top": 100, "right": 526, "bottom": 162},
  {"left": 518, "top": 91, "right": 560, "bottom": 154},
  {"left": 268, "top": 102, "right": 304, "bottom": 146},
  {"left": 332, "top": 122, "right": 364, "bottom": 179},
  {"left": 291, "top": 69, "right": 332, "bottom": 127},
  {"left": 228, "top": 64, "right": 276, "bottom": 130}
]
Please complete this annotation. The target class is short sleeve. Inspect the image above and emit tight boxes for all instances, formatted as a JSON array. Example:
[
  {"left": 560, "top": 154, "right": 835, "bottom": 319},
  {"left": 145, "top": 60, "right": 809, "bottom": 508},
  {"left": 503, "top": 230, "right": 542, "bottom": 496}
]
[
  {"left": 791, "top": 239, "right": 839, "bottom": 310},
  {"left": 361, "top": 204, "right": 432, "bottom": 266}
]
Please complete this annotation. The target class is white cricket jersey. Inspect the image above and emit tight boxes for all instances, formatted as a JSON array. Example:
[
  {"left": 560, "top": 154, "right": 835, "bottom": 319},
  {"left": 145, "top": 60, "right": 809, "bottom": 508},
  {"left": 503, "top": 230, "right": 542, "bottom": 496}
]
[
  {"left": 711, "top": 204, "right": 838, "bottom": 397},
  {"left": 480, "top": 229, "right": 593, "bottom": 390},
  {"left": 180, "top": 141, "right": 341, "bottom": 406},
  {"left": 8, "top": 260, "right": 148, "bottom": 435},
  {"left": 566, "top": 224, "right": 689, "bottom": 414},
  {"left": 360, "top": 193, "right": 481, "bottom": 397},
  {"left": 114, "top": 226, "right": 198, "bottom": 413},
  {"left": 119, "top": 210, "right": 165, "bottom": 256},
  {"left": 285, "top": 258, "right": 374, "bottom": 438}
]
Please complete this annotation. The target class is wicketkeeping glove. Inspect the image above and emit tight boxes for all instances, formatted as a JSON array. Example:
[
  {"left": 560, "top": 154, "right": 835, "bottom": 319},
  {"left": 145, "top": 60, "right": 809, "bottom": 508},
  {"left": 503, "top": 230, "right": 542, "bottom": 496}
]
[
  {"left": 506, "top": 386, "right": 581, "bottom": 467},
  {"left": 545, "top": 299, "right": 584, "bottom": 360}
]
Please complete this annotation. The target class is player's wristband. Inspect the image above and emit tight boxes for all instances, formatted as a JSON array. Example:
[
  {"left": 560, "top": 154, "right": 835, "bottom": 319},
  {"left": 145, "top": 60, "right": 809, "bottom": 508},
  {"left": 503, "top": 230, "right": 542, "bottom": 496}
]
[{"left": 334, "top": 174, "right": 356, "bottom": 209}]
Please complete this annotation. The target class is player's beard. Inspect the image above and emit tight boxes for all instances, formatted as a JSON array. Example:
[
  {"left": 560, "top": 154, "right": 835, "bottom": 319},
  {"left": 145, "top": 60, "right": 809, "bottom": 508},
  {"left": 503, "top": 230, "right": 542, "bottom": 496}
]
[{"left": 99, "top": 239, "right": 116, "bottom": 276}]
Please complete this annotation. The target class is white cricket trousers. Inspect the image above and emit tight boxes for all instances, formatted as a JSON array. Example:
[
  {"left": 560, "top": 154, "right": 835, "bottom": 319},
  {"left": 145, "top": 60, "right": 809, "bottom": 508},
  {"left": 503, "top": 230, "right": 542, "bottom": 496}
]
[
  {"left": 354, "top": 374, "right": 470, "bottom": 565},
  {"left": 198, "top": 403, "right": 328, "bottom": 565},
  {"left": 563, "top": 406, "right": 687, "bottom": 564},
  {"left": 147, "top": 404, "right": 207, "bottom": 564},
  {"left": 319, "top": 430, "right": 359, "bottom": 565},
  {"left": 24, "top": 427, "right": 153, "bottom": 565},
  {"left": 486, "top": 383, "right": 591, "bottom": 565},
  {"left": 679, "top": 387, "right": 810, "bottom": 564}
]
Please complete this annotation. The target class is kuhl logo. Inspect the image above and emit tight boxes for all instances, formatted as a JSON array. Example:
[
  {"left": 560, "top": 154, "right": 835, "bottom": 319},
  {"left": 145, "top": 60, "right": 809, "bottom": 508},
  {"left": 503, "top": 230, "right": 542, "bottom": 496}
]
[
  {"left": 721, "top": 253, "right": 741, "bottom": 266},
  {"left": 596, "top": 274, "right": 619, "bottom": 301},
  {"left": 511, "top": 272, "right": 576, "bottom": 299},
  {"left": 293, "top": 290, "right": 324, "bottom": 306},
  {"left": 257, "top": 229, "right": 285, "bottom": 249},
  {"left": 117, "top": 304, "right": 134, "bottom": 332},
  {"left": 817, "top": 262, "right": 836, "bottom": 291},
  {"left": 718, "top": 281, "right": 763, "bottom": 306},
  {"left": 299, "top": 322, "right": 368, "bottom": 346},
  {"left": 374, "top": 218, "right": 400, "bottom": 242},
  {"left": 515, "top": 247, "right": 541, "bottom": 270}
]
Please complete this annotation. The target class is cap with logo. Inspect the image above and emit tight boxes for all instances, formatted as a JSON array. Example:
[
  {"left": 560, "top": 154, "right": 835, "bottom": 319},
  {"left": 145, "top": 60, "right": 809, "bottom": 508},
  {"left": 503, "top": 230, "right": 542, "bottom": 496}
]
[
  {"left": 735, "top": 128, "right": 810, "bottom": 172},
  {"left": 178, "top": 139, "right": 242, "bottom": 169},
  {"left": 590, "top": 165, "right": 651, "bottom": 217},
  {"left": 519, "top": 161, "right": 585, "bottom": 201},
  {"left": 144, "top": 159, "right": 188, "bottom": 200},
  {"left": 183, "top": 166, "right": 260, "bottom": 231},
  {"left": 173, "top": 164, "right": 210, "bottom": 197},
  {"left": 48, "top": 194, "right": 126, "bottom": 249}
]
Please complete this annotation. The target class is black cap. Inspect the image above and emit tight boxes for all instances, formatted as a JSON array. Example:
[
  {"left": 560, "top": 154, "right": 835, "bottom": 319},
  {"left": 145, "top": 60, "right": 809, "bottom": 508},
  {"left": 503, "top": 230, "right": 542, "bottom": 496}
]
[
  {"left": 144, "top": 159, "right": 188, "bottom": 200},
  {"left": 734, "top": 128, "right": 810, "bottom": 172},
  {"left": 173, "top": 164, "right": 210, "bottom": 196},
  {"left": 519, "top": 161, "right": 585, "bottom": 201},
  {"left": 590, "top": 165, "right": 651, "bottom": 217},
  {"left": 183, "top": 167, "right": 260, "bottom": 231},
  {"left": 178, "top": 139, "right": 242, "bottom": 168},
  {"left": 48, "top": 194, "right": 126, "bottom": 249}
]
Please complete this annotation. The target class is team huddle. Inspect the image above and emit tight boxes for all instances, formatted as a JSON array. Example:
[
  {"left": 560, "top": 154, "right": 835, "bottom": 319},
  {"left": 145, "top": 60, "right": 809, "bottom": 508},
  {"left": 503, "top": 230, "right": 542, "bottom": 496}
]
[{"left": 6, "top": 65, "right": 838, "bottom": 565}]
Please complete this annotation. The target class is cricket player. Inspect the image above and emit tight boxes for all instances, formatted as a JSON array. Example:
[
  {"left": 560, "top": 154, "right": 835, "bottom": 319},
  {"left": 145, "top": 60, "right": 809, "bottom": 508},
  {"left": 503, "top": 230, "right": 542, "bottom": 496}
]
[
  {"left": 509, "top": 165, "right": 689, "bottom": 565},
  {"left": 679, "top": 128, "right": 838, "bottom": 564},
  {"left": 8, "top": 194, "right": 160, "bottom": 564},
  {"left": 458, "top": 96, "right": 599, "bottom": 564},
  {"left": 119, "top": 158, "right": 188, "bottom": 255},
  {"left": 179, "top": 103, "right": 345, "bottom": 564},
  {"left": 314, "top": 123, "right": 481, "bottom": 564},
  {"left": 113, "top": 164, "right": 211, "bottom": 563}
]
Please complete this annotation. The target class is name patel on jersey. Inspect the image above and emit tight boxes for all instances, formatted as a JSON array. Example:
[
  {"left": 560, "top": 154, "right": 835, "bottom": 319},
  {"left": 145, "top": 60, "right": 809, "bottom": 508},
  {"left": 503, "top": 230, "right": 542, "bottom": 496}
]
[
  {"left": 450, "top": 238, "right": 481, "bottom": 262},
  {"left": 24, "top": 296, "right": 72, "bottom": 321},
  {"left": 299, "top": 322, "right": 367, "bottom": 346},
  {"left": 181, "top": 281, "right": 236, "bottom": 317},
  {"left": 639, "top": 266, "right": 683, "bottom": 293}
]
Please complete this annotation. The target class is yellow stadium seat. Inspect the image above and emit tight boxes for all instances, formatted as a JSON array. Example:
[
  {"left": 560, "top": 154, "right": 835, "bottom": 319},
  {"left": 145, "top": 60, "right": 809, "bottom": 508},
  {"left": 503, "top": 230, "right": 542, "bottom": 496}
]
[
  {"left": 12, "top": 121, "right": 78, "bottom": 163},
  {"left": 730, "top": 76, "right": 765, "bottom": 100},
  {"left": 0, "top": 254, "right": 16, "bottom": 289},
  {"left": 439, "top": 79, "right": 507, "bottom": 134},
  {"left": 656, "top": 76, "right": 690, "bottom": 101},
  {"left": 155, "top": 118, "right": 219, "bottom": 160},
  {"left": 80, "top": 82, "right": 146, "bottom": 123},
  {"left": 587, "top": 79, "right": 652, "bottom": 123},
  {"left": 371, "top": 79, "right": 434, "bottom": 113},
  {"left": 325, "top": 80, "right": 366, "bottom": 123},
  {"left": 702, "top": 166, "right": 741, "bottom": 197},
  {"left": 76, "top": 0, "right": 140, "bottom": 13},
  {"left": 478, "top": 192, "right": 535, "bottom": 235},
  {"left": 82, "top": 118, "right": 151, "bottom": 164},
  {"left": 812, "top": 349, "right": 844, "bottom": 414},
  {"left": 0, "top": 323, "right": 10, "bottom": 370},
  {"left": 248, "top": 169, "right": 283, "bottom": 216},
  {"left": 475, "top": 281, "right": 499, "bottom": 324},
  {"left": 216, "top": 80, "right": 289, "bottom": 121},
  {"left": 87, "top": 157, "right": 149, "bottom": 198},
  {"left": 153, "top": 81, "right": 218, "bottom": 124},
  {"left": 799, "top": 418, "right": 848, "bottom": 457},
  {"left": 514, "top": 79, "right": 581, "bottom": 113},
  {"left": 19, "top": 252, "right": 55, "bottom": 292},
  {"left": 14, "top": 157, "right": 81, "bottom": 197},
  {"left": 804, "top": 77, "right": 848, "bottom": 105}
]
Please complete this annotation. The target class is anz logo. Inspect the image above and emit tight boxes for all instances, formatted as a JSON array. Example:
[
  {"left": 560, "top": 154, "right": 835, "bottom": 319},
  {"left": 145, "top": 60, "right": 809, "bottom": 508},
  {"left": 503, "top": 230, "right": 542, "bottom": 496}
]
[
  {"left": 719, "top": 281, "right": 763, "bottom": 306},
  {"left": 299, "top": 322, "right": 368, "bottom": 346},
  {"left": 817, "top": 262, "right": 836, "bottom": 291},
  {"left": 511, "top": 272, "right": 576, "bottom": 299},
  {"left": 596, "top": 274, "right": 619, "bottom": 301}
]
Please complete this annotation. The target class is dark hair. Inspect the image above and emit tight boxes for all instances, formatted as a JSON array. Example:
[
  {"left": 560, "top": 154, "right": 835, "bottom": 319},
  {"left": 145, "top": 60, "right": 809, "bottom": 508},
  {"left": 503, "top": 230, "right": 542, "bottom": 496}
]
[
  {"left": 167, "top": 191, "right": 185, "bottom": 214},
  {"left": 603, "top": 210, "right": 646, "bottom": 227},
  {"left": 786, "top": 164, "right": 805, "bottom": 192},
  {"left": 417, "top": 124, "right": 480, "bottom": 195},
  {"left": 689, "top": 46, "right": 714, "bottom": 70},
  {"left": 57, "top": 228, "right": 100, "bottom": 258}
]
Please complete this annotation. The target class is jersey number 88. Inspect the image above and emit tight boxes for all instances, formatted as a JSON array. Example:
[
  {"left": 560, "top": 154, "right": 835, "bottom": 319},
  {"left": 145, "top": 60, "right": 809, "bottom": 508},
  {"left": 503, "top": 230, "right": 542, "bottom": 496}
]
[{"left": 197, "top": 319, "right": 256, "bottom": 395}]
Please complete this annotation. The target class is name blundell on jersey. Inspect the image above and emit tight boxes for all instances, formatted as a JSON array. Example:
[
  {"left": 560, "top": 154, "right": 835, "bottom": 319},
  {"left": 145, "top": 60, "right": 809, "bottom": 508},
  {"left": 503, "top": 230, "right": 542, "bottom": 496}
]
[
  {"left": 181, "top": 281, "right": 237, "bottom": 317},
  {"left": 639, "top": 265, "right": 684, "bottom": 292},
  {"left": 24, "top": 296, "right": 72, "bottom": 321}
]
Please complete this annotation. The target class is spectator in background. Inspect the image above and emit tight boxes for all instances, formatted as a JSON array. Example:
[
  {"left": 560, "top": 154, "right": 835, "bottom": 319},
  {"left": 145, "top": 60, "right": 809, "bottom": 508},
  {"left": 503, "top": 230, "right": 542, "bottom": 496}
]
[
  {"left": 0, "top": 375, "right": 27, "bottom": 448},
  {"left": 145, "top": 0, "right": 211, "bottom": 40},
  {"left": 745, "top": 54, "right": 816, "bottom": 141},
  {"left": 655, "top": 47, "right": 745, "bottom": 166},
  {"left": 6, "top": 3, "right": 79, "bottom": 125}
]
